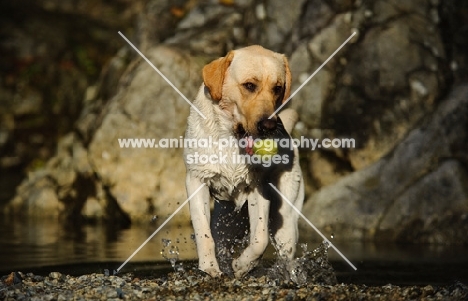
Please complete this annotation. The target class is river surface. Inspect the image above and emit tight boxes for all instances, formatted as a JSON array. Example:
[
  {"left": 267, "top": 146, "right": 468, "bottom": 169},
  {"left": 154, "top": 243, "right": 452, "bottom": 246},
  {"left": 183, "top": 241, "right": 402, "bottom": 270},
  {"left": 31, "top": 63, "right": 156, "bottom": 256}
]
[{"left": 0, "top": 216, "right": 467, "bottom": 286}]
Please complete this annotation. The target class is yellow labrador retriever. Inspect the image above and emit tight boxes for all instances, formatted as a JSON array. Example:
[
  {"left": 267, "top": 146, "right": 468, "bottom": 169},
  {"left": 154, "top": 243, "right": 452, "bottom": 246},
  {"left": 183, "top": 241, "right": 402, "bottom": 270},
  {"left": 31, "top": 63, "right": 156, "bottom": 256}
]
[{"left": 184, "top": 45, "right": 304, "bottom": 278}]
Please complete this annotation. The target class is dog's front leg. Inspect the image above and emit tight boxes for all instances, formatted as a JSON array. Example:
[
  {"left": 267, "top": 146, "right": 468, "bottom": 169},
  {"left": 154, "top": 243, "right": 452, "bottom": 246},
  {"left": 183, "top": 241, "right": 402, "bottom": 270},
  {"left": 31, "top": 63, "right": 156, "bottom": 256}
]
[
  {"left": 186, "top": 173, "right": 222, "bottom": 277},
  {"left": 232, "top": 191, "right": 269, "bottom": 278},
  {"left": 272, "top": 167, "right": 304, "bottom": 260}
]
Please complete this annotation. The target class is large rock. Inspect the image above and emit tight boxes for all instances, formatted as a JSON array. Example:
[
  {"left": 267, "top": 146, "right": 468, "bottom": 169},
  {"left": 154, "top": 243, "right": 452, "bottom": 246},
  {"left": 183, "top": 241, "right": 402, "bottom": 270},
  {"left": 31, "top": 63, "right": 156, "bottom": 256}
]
[
  {"left": 88, "top": 46, "right": 202, "bottom": 221},
  {"left": 0, "top": 0, "right": 144, "bottom": 204},
  {"left": 300, "top": 84, "right": 468, "bottom": 243},
  {"left": 4, "top": 46, "right": 204, "bottom": 224},
  {"left": 5, "top": 133, "right": 93, "bottom": 219},
  {"left": 288, "top": 0, "right": 447, "bottom": 188}
]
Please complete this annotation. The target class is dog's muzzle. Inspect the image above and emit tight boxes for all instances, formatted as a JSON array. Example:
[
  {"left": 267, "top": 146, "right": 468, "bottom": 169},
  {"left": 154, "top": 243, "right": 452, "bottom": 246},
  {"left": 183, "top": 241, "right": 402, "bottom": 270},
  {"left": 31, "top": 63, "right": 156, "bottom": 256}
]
[{"left": 257, "top": 117, "right": 277, "bottom": 135}]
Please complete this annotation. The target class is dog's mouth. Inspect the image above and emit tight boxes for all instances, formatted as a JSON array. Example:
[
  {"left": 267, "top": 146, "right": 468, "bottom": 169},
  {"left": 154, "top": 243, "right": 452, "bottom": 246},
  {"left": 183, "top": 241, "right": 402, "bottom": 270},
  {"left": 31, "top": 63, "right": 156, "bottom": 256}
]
[
  {"left": 235, "top": 116, "right": 289, "bottom": 156},
  {"left": 234, "top": 123, "right": 248, "bottom": 139},
  {"left": 245, "top": 136, "right": 254, "bottom": 155},
  {"left": 234, "top": 124, "right": 254, "bottom": 155}
]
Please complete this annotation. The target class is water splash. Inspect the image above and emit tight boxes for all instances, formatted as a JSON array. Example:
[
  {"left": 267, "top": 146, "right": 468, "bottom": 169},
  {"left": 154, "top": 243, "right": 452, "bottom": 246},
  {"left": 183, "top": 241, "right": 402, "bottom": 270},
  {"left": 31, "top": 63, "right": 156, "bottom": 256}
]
[
  {"left": 162, "top": 240, "right": 336, "bottom": 288},
  {"left": 268, "top": 241, "right": 337, "bottom": 286},
  {"left": 160, "top": 238, "right": 185, "bottom": 272},
  {"left": 214, "top": 233, "right": 250, "bottom": 276}
]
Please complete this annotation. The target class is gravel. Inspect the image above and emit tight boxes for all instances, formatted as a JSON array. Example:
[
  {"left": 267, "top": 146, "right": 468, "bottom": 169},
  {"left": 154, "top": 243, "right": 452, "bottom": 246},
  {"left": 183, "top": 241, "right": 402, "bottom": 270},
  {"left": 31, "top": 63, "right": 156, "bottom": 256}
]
[{"left": 1, "top": 270, "right": 467, "bottom": 301}]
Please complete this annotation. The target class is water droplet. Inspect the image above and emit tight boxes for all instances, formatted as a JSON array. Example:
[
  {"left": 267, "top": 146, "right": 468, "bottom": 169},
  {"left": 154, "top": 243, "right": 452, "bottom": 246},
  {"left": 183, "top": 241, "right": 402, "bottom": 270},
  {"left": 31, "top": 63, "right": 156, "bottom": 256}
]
[
  {"left": 267, "top": 241, "right": 337, "bottom": 285},
  {"left": 161, "top": 238, "right": 171, "bottom": 247},
  {"left": 331, "top": 233, "right": 334, "bottom": 239},
  {"left": 161, "top": 240, "right": 181, "bottom": 272}
]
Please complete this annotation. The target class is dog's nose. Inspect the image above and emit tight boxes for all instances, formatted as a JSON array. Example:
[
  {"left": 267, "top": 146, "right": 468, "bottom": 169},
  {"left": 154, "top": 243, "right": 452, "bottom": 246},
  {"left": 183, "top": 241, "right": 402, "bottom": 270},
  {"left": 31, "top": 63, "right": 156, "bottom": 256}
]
[{"left": 257, "top": 117, "right": 277, "bottom": 134}]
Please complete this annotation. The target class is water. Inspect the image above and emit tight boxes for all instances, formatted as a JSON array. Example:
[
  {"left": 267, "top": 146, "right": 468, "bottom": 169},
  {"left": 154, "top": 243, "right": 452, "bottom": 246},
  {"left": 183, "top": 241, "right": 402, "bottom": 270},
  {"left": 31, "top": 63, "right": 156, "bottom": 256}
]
[
  {"left": 0, "top": 216, "right": 467, "bottom": 286},
  {"left": 160, "top": 238, "right": 184, "bottom": 273},
  {"left": 267, "top": 242, "right": 337, "bottom": 285},
  {"left": 0, "top": 216, "right": 197, "bottom": 273}
]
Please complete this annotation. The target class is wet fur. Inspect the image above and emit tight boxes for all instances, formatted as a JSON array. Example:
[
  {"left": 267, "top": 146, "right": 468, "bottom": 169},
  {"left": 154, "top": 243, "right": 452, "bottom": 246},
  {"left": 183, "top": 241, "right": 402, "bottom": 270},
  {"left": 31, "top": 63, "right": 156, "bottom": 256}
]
[{"left": 184, "top": 45, "right": 304, "bottom": 278}]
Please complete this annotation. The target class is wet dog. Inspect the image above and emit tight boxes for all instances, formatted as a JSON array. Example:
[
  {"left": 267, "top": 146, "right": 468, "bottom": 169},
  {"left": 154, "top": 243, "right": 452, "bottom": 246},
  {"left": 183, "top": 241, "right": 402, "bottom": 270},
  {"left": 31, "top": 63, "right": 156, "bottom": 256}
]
[{"left": 184, "top": 45, "right": 304, "bottom": 277}]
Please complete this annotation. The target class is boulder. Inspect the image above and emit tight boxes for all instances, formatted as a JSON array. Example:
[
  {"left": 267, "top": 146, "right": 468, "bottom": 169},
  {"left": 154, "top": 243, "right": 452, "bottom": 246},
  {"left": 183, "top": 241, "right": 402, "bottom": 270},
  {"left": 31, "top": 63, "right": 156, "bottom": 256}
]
[
  {"left": 300, "top": 84, "right": 468, "bottom": 243},
  {"left": 5, "top": 46, "right": 203, "bottom": 224},
  {"left": 289, "top": 0, "right": 447, "bottom": 188}
]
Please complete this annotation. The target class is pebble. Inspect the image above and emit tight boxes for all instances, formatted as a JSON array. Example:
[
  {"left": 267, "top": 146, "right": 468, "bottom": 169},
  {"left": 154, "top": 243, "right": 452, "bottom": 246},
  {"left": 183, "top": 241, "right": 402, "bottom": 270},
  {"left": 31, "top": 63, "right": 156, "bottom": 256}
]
[
  {"left": 0, "top": 270, "right": 467, "bottom": 300},
  {"left": 49, "top": 272, "right": 62, "bottom": 280},
  {"left": 255, "top": 4, "right": 266, "bottom": 20}
]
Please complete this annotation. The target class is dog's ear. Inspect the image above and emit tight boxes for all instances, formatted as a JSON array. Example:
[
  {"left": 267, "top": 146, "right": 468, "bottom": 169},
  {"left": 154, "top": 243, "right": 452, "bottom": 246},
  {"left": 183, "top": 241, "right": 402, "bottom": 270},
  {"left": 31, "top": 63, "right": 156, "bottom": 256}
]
[
  {"left": 282, "top": 55, "right": 292, "bottom": 103},
  {"left": 203, "top": 51, "right": 234, "bottom": 101}
]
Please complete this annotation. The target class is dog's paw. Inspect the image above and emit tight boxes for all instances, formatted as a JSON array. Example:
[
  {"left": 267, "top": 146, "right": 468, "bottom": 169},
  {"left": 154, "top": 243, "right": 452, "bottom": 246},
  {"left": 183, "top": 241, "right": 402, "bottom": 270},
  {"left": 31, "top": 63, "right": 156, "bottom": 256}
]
[
  {"left": 200, "top": 267, "right": 223, "bottom": 278},
  {"left": 232, "top": 258, "right": 257, "bottom": 278}
]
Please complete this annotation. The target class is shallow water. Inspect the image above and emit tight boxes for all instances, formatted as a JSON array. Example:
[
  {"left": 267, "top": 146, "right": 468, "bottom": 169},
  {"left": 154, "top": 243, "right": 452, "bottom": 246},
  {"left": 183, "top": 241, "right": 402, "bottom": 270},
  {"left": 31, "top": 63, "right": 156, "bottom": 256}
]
[{"left": 0, "top": 217, "right": 467, "bottom": 286}]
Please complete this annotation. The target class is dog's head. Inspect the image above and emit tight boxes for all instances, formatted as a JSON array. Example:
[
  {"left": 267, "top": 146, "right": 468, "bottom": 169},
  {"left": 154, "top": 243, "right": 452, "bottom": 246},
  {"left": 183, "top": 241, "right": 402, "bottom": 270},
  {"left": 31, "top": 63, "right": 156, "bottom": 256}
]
[{"left": 203, "top": 45, "right": 291, "bottom": 139}]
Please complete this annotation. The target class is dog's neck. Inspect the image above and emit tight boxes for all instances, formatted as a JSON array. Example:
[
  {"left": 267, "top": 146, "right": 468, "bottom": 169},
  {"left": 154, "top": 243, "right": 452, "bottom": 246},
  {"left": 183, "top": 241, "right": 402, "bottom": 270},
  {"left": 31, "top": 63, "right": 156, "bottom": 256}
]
[{"left": 189, "top": 85, "right": 236, "bottom": 140}]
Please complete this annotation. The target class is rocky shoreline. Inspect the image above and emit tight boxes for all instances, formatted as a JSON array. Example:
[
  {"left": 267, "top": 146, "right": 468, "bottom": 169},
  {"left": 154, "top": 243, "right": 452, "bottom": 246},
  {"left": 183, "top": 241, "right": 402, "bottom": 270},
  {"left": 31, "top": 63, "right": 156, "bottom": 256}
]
[{"left": 2, "top": 270, "right": 467, "bottom": 301}]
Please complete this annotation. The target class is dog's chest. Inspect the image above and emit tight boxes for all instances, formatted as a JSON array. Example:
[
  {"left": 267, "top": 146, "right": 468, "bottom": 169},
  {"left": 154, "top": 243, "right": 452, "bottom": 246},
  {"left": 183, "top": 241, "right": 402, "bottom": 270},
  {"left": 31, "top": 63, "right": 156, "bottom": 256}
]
[
  {"left": 186, "top": 140, "right": 253, "bottom": 202},
  {"left": 205, "top": 149, "right": 252, "bottom": 199},
  {"left": 206, "top": 171, "right": 252, "bottom": 203}
]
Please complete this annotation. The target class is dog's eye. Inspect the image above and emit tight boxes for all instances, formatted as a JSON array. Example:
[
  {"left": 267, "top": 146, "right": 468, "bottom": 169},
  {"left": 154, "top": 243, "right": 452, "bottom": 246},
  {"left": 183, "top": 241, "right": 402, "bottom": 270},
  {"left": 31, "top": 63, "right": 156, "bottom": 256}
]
[
  {"left": 243, "top": 82, "right": 257, "bottom": 92},
  {"left": 273, "top": 85, "right": 283, "bottom": 95}
]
